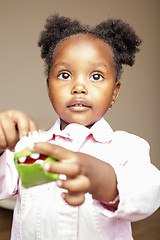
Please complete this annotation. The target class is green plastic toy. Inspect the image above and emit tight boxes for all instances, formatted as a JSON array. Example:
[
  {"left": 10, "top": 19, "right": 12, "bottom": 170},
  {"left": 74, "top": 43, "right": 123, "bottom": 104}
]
[{"left": 14, "top": 147, "right": 58, "bottom": 188}]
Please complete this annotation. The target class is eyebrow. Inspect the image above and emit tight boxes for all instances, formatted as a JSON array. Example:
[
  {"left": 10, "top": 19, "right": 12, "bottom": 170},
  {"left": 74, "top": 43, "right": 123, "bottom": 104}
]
[
  {"left": 90, "top": 62, "right": 109, "bottom": 69},
  {"left": 52, "top": 61, "right": 72, "bottom": 69},
  {"left": 52, "top": 61, "right": 109, "bottom": 69}
]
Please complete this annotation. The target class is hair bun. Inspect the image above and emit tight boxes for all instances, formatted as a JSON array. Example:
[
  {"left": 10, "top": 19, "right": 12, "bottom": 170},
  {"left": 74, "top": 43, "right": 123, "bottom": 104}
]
[
  {"left": 38, "top": 15, "right": 87, "bottom": 69},
  {"left": 93, "top": 19, "right": 142, "bottom": 67}
]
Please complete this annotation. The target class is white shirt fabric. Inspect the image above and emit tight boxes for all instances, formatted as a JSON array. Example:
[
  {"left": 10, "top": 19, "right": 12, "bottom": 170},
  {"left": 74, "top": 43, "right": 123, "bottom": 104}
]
[{"left": 0, "top": 118, "right": 160, "bottom": 240}]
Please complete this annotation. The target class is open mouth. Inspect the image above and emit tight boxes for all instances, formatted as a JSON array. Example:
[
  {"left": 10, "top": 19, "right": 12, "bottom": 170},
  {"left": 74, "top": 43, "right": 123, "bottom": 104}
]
[
  {"left": 14, "top": 147, "right": 48, "bottom": 165},
  {"left": 68, "top": 104, "right": 91, "bottom": 108},
  {"left": 17, "top": 153, "right": 48, "bottom": 165},
  {"left": 67, "top": 99, "right": 91, "bottom": 110}
]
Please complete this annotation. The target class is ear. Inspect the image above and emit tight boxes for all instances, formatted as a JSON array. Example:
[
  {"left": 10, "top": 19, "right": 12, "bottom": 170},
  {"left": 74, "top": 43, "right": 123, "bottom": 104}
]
[
  {"left": 110, "top": 81, "right": 121, "bottom": 107},
  {"left": 46, "top": 77, "right": 50, "bottom": 98}
]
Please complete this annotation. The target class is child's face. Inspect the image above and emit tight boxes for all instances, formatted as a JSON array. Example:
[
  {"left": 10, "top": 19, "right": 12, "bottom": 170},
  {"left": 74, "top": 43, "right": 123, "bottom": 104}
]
[{"left": 48, "top": 34, "right": 121, "bottom": 130}]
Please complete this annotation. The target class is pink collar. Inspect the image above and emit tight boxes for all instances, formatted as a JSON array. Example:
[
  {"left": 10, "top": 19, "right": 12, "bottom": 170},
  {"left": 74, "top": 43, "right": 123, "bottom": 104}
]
[{"left": 49, "top": 118, "right": 113, "bottom": 143}]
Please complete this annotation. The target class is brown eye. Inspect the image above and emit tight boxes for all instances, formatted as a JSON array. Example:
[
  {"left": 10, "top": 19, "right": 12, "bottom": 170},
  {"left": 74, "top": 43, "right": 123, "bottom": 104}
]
[
  {"left": 90, "top": 74, "right": 103, "bottom": 81},
  {"left": 58, "top": 72, "right": 71, "bottom": 80}
]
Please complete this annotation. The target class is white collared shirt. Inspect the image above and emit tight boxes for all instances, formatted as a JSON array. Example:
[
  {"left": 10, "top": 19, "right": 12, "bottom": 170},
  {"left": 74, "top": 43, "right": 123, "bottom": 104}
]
[{"left": 0, "top": 118, "right": 160, "bottom": 240}]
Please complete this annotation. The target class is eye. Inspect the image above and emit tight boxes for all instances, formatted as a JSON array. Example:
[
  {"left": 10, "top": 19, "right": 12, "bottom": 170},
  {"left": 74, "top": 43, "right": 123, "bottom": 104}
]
[
  {"left": 58, "top": 72, "right": 71, "bottom": 80},
  {"left": 90, "top": 74, "right": 103, "bottom": 81}
]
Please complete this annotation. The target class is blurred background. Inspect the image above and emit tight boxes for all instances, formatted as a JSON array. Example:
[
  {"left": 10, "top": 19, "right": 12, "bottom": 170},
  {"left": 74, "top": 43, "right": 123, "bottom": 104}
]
[{"left": 0, "top": 0, "right": 159, "bottom": 239}]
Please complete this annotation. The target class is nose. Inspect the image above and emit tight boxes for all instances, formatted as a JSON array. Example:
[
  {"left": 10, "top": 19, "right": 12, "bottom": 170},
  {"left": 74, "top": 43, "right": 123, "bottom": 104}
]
[{"left": 71, "top": 78, "right": 88, "bottom": 95}]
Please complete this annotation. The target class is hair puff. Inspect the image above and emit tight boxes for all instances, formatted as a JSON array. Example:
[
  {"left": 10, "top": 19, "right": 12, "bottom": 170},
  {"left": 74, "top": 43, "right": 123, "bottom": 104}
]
[
  {"left": 93, "top": 19, "right": 142, "bottom": 78},
  {"left": 38, "top": 15, "right": 88, "bottom": 75}
]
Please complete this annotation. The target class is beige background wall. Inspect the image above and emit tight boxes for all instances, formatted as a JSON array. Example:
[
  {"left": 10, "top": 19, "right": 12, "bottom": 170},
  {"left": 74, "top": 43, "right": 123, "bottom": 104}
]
[{"left": 0, "top": 0, "right": 160, "bottom": 169}]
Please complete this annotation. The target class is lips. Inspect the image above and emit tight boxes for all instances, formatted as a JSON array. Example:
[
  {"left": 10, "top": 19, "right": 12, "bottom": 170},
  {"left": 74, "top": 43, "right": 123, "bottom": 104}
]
[{"left": 67, "top": 98, "right": 91, "bottom": 111}]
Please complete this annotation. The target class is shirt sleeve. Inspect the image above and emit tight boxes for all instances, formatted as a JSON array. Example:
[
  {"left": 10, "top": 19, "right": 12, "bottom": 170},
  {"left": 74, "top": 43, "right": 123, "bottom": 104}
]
[
  {"left": 0, "top": 149, "right": 18, "bottom": 199},
  {"left": 93, "top": 132, "right": 160, "bottom": 222}
]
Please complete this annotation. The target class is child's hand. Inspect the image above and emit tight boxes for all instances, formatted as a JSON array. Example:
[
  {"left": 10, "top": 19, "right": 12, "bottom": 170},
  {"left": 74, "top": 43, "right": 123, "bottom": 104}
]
[
  {"left": 0, "top": 110, "right": 37, "bottom": 153},
  {"left": 31, "top": 142, "right": 118, "bottom": 206}
]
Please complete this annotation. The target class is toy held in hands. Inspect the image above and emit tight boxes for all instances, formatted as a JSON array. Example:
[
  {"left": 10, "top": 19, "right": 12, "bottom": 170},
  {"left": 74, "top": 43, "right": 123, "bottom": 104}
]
[{"left": 14, "top": 136, "right": 58, "bottom": 188}]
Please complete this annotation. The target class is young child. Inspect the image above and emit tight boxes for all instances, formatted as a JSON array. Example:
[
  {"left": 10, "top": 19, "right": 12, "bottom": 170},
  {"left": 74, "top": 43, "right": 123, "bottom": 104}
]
[{"left": 0, "top": 15, "right": 160, "bottom": 240}]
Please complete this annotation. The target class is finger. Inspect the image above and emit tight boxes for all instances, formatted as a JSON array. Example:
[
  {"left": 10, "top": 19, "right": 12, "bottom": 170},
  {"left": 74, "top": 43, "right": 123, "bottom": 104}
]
[
  {"left": 0, "top": 110, "right": 38, "bottom": 150},
  {"left": 32, "top": 142, "right": 74, "bottom": 162},
  {"left": 56, "top": 175, "right": 90, "bottom": 193},
  {"left": 0, "top": 117, "right": 18, "bottom": 150},
  {"left": 13, "top": 112, "right": 34, "bottom": 139},
  {"left": 28, "top": 118, "right": 38, "bottom": 135},
  {"left": 0, "top": 127, "right": 8, "bottom": 150},
  {"left": 43, "top": 161, "right": 81, "bottom": 177},
  {"left": 62, "top": 192, "right": 85, "bottom": 206}
]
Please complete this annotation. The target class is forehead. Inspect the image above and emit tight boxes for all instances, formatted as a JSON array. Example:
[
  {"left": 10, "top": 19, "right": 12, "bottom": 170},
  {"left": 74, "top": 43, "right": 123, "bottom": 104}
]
[{"left": 52, "top": 34, "right": 114, "bottom": 66}]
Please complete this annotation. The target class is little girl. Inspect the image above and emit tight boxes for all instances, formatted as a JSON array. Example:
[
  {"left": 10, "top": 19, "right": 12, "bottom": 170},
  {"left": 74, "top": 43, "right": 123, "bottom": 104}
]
[{"left": 0, "top": 15, "right": 160, "bottom": 240}]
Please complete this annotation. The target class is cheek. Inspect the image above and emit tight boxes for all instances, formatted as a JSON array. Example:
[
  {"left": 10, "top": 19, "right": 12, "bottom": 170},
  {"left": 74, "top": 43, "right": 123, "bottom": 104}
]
[
  {"left": 48, "top": 87, "right": 66, "bottom": 113},
  {"left": 96, "top": 101, "right": 110, "bottom": 116},
  {"left": 95, "top": 89, "right": 113, "bottom": 107},
  {"left": 93, "top": 89, "right": 113, "bottom": 117},
  {"left": 48, "top": 87, "right": 58, "bottom": 106}
]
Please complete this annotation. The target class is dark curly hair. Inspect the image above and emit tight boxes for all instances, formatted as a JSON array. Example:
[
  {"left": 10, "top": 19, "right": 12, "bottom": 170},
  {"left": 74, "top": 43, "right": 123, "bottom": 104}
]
[{"left": 38, "top": 14, "right": 141, "bottom": 81}]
